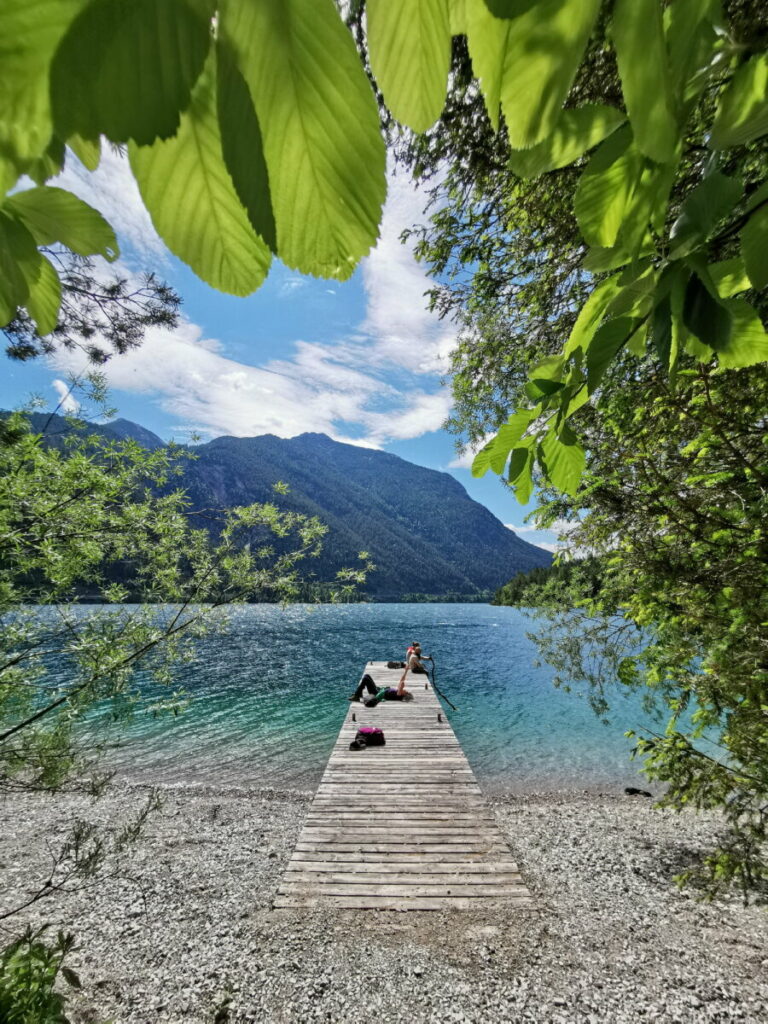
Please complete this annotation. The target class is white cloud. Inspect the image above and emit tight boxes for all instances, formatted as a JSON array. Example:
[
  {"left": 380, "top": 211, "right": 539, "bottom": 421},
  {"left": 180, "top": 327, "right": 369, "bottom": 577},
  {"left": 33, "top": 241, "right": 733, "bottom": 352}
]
[
  {"left": 53, "top": 146, "right": 167, "bottom": 263},
  {"left": 360, "top": 166, "right": 457, "bottom": 375},
  {"left": 44, "top": 159, "right": 456, "bottom": 445},
  {"left": 49, "top": 316, "right": 451, "bottom": 446},
  {"left": 52, "top": 379, "right": 80, "bottom": 414}
]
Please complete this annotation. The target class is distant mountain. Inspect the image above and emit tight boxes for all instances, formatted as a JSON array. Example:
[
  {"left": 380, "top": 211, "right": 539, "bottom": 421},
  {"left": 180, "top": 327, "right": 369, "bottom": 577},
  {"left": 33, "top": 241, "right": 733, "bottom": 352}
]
[
  {"left": 176, "top": 431, "right": 551, "bottom": 599},
  {"left": 12, "top": 413, "right": 551, "bottom": 599}
]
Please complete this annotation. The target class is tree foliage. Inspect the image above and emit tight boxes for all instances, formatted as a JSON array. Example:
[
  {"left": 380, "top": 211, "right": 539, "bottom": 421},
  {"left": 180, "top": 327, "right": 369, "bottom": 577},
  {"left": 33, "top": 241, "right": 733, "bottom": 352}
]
[
  {"left": 2, "top": 248, "right": 180, "bottom": 363},
  {"left": 0, "top": 405, "right": 337, "bottom": 791},
  {"left": 0, "top": 1, "right": 763, "bottom": 433}
]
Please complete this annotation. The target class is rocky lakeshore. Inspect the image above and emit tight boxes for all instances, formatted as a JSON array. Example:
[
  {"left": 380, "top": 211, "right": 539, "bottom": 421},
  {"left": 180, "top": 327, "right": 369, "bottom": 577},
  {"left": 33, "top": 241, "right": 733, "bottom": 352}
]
[{"left": 2, "top": 784, "right": 766, "bottom": 1023}]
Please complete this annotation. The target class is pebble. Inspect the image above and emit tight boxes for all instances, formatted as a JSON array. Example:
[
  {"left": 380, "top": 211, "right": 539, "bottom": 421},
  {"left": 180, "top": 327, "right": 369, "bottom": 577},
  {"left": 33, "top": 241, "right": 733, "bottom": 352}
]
[{"left": 1, "top": 783, "right": 766, "bottom": 1023}]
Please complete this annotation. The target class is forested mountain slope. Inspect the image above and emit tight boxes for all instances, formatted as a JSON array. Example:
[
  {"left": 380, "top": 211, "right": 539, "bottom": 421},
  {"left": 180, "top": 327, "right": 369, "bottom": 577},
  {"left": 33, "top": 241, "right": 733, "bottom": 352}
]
[{"left": 17, "top": 414, "right": 551, "bottom": 599}]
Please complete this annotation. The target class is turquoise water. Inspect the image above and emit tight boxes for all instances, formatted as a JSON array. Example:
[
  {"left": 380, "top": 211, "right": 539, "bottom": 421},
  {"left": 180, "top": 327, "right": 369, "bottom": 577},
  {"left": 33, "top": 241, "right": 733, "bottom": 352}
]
[{"left": 103, "top": 603, "right": 663, "bottom": 792}]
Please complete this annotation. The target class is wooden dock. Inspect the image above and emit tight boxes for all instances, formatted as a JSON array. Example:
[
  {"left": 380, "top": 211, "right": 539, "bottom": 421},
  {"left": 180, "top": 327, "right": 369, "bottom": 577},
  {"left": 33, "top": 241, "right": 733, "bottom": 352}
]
[{"left": 274, "top": 661, "right": 532, "bottom": 911}]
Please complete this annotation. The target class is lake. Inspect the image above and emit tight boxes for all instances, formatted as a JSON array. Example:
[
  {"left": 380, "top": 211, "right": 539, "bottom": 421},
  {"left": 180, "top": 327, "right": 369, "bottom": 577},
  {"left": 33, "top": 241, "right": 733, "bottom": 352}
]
[{"left": 105, "top": 603, "right": 662, "bottom": 793}]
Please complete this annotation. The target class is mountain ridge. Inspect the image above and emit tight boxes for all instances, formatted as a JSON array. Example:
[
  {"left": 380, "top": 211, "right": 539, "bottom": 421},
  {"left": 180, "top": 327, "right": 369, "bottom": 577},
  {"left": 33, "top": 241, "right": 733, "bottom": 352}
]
[{"left": 14, "top": 412, "right": 551, "bottom": 599}]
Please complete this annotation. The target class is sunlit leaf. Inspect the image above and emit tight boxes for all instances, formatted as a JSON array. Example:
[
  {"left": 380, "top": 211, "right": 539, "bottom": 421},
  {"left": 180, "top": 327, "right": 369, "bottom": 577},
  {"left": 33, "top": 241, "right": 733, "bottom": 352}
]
[
  {"left": 541, "top": 431, "right": 585, "bottom": 496},
  {"left": 564, "top": 274, "right": 622, "bottom": 357},
  {"left": 586, "top": 317, "right": 639, "bottom": 392},
  {"left": 488, "top": 409, "right": 533, "bottom": 474},
  {"left": 669, "top": 171, "right": 743, "bottom": 258},
  {"left": 0, "top": 212, "right": 37, "bottom": 324},
  {"left": 0, "top": 0, "right": 85, "bottom": 164},
  {"left": 509, "top": 105, "right": 626, "bottom": 178},
  {"left": 574, "top": 127, "right": 644, "bottom": 247},
  {"left": 471, "top": 441, "right": 494, "bottom": 478},
  {"left": 741, "top": 205, "right": 768, "bottom": 291},
  {"left": 52, "top": 0, "right": 213, "bottom": 145},
  {"left": 716, "top": 298, "right": 768, "bottom": 369},
  {"left": 652, "top": 293, "right": 672, "bottom": 368},
  {"left": 613, "top": 0, "right": 677, "bottom": 163},
  {"left": 512, "top": 447, "right": 534, "bottom": 504},
  {"left": 709, "top": 257, "right": 751, "bottom": 298},
  {"left": 711, "top": 54, "right": 768, "bottom": 149},
  {"left": 67, "top": 134, "right": 101, "bottom": 171},
  {"left": 220, "top": 0, "right": 386, "bottom": 279},
  {"left": 130, "top": 53, "right": 271, "bottom": 296},
  {"left": 665, "top": 0, "right": 722, "bottom": 108},
  {"left": 7, "top": 187, "right": 118, "bottom": 260},
  {"left": 25, "top": 253, "right": 62, "bottom": 335},
  {"left": 217, "top": 41, "right": 276, "bottom": 253},
  {"left": 25, "top": 136, "right": 66, "bottom": 186},
  {"left": 482, "top": 0, "right": 537, "bottom": 15},
  {"left": 465, "top": 0, "right": 600, "bottom": 148},
  {"left": 367, "top": 0, "right": 451, "bottom": 133}
]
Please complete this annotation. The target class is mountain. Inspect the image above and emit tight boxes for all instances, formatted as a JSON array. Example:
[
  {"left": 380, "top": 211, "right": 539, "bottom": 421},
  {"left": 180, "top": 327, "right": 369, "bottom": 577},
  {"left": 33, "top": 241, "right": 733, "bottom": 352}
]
[
  {"left": 176, "top": 431, "right": 551, "bottom": 599},
  {"left": 12, "top": 412, "right": 551, "bottom": 599}
]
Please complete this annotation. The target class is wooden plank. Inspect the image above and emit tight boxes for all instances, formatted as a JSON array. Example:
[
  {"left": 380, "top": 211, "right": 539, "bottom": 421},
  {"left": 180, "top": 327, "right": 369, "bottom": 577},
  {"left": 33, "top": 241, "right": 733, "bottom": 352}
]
[
  {"left": 273, "top": 895, "right": 535, "bottom": 911},
  {"left": 273, "top": 661, "right": 532, "bottom": 911}
]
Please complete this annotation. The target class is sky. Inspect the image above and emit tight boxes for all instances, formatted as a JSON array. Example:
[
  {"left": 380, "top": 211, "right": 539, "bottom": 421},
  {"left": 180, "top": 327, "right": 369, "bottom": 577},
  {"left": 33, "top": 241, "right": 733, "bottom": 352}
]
[{"left": 1, "top": 149, "right": 565, "bottom": 554}]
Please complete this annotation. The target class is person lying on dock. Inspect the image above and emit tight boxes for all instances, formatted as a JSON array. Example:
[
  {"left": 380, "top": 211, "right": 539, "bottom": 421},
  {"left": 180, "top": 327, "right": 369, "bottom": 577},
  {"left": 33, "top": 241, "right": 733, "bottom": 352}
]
[
  {"left": 347, "top": 674, "right": 412, "bottom": 703},
  {"left": 398, "top": 642, "right": 428, "bottom": 695}
]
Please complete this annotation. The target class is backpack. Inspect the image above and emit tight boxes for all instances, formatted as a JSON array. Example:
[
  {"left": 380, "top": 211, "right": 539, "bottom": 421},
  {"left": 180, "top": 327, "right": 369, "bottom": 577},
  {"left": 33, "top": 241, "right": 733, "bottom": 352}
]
[
  {"left": 350, "top": 726, "right": 385, "bottom": 749},
  {"left": 387, "top": 661, "right": 406, "bottom": 669}
]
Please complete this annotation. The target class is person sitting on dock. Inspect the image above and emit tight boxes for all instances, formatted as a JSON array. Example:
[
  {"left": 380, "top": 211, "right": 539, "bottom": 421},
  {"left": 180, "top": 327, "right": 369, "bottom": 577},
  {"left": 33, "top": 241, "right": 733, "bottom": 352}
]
[{"left": 398, "top": 642, "right": 428, "bottom": 696}]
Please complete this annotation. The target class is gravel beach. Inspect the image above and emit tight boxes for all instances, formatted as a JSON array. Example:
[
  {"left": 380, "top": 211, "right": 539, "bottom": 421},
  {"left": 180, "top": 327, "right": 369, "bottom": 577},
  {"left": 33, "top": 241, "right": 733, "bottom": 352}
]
[{"left": 2, "top": 783, "right": 766, "bottom": 1023}]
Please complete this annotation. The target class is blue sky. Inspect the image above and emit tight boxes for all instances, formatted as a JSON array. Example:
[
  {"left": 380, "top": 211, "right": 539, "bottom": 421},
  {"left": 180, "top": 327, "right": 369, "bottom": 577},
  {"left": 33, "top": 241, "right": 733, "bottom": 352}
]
[{"left": 1, "top": 149, "right": 563, "bottom": 553}]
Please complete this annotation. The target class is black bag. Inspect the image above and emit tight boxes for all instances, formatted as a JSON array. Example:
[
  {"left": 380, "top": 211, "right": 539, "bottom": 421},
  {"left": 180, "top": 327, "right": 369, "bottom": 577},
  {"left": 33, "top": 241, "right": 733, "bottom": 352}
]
[
  {"left": 386, "top": 661, "right": 406, "bottom": 669},
  {"left": 355, "top": 726, "right": 385, "bottom": 746}
]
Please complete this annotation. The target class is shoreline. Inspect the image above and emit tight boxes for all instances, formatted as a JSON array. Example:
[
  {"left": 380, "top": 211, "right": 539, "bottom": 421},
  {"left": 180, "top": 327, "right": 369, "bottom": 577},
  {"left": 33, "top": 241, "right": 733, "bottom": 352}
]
[{"left": 2, "top": 781, "right": 766, "bottom": 1023}]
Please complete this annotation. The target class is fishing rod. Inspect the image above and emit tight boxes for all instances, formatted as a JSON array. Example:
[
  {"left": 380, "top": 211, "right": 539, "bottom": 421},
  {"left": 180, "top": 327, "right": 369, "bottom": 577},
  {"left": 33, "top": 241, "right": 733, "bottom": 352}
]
[{"left": 422, "top": 655, "right": 458, "bottom": 713}]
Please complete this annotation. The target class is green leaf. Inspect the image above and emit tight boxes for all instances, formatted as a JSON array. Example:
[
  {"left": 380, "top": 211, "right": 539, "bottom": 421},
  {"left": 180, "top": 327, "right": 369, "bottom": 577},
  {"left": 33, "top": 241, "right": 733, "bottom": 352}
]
[
  {"left": 52, "top": 0, "right": 213, "bottom": 145},
  {"left": 507, "top": 444, "right": 530, "bottom": 482},
  {"left": 25, "top": 253, "right": 62, "bottom": 335},
  {"left": 508, "top": 105, "right": 626, "bottom": 178},
  {"left": 216, "top": 41, "right": 276, "bottom": 253},
  {"left": 482, "top": 0, "right": 537, "bottom": 15},
  {"left": 26, "top": 136, "right": 66, "bottom": 185},
  {"left": 67, "top": 134, "right": 101, "bottom": 171},
  {"left": 682, "top": 272, "right": 732, "bottom": 350},
  {"left": 367, "top": 0, "right": 451, "bottom": 133},
  {"left": 664, "top": 0, "right": 722, "bottom": 109},
  {"left": 525, "top": 378, "right": 564, "bottom": 401},
  {"left": 652, "top": 293, "right": 672, "bottom": 368},
  {"left": 472, "top": 440, "right": 494, "bottom": 478},
  {"left": 0, "top": 0, "right": 85, "bottom": 165},
  {"left": 607, "top": 264, "right": 656, "bottom": 319},
  {"left": 711, "top": 54, "right": 768, "bottom": 149},
  {"left": 541, "top": 431, "right": 585, "bottom": 496},
  {"left": 7, "top": 187, "right": 118, "bottom": 261},
  {"left": 574, "top": 127, "right": 644, "bottom": 247},
  {"left": 708, "top": 257, "right": 751, "bottom": 298},
  {"left": 741, "top": 205, "right": 768, "bottom": 291},
  {"left": 130, "top": 52, "right": 271, "bottom": 296},
  {"left": 586, "top": 317, "right": 638, "bottom": 392},
  {"left": 61, "top": 966, "right": 82, "bottom": 990},
  {"left": 716, "top": 299, "right": 768, "bottom": 369},
  {"left": 512, "top": 447, "right": 534, "bottom": 504},
  {"left": 220, "top": 0, "right": 386, "bottom": 280},
  {"left": 669, "top": 171, "right": 743, "bottom": 258},
  {"left": 563, "top": 274, "right": 622, "bottom": 357},
  {"left": 612, "top": 0, "right": 677, "bottom": 163},
  {"left": 465, "top": 0, "right": 601, "bottom": 148},
  {"left": 0, "top": 212, "right": 38, "bottom": 324},
  {"left": 529, "top": 355, "right": 565, "bottom": 381},
  {"left": 488, "top": 409, "right": 533, "bottom": 474}
]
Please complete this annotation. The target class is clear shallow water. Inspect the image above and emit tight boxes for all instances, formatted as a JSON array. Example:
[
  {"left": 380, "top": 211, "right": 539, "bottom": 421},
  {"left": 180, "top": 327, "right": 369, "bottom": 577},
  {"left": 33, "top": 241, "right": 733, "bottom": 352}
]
[{"left": 98, "top": 603, "right": 663, "bottom": 793}]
